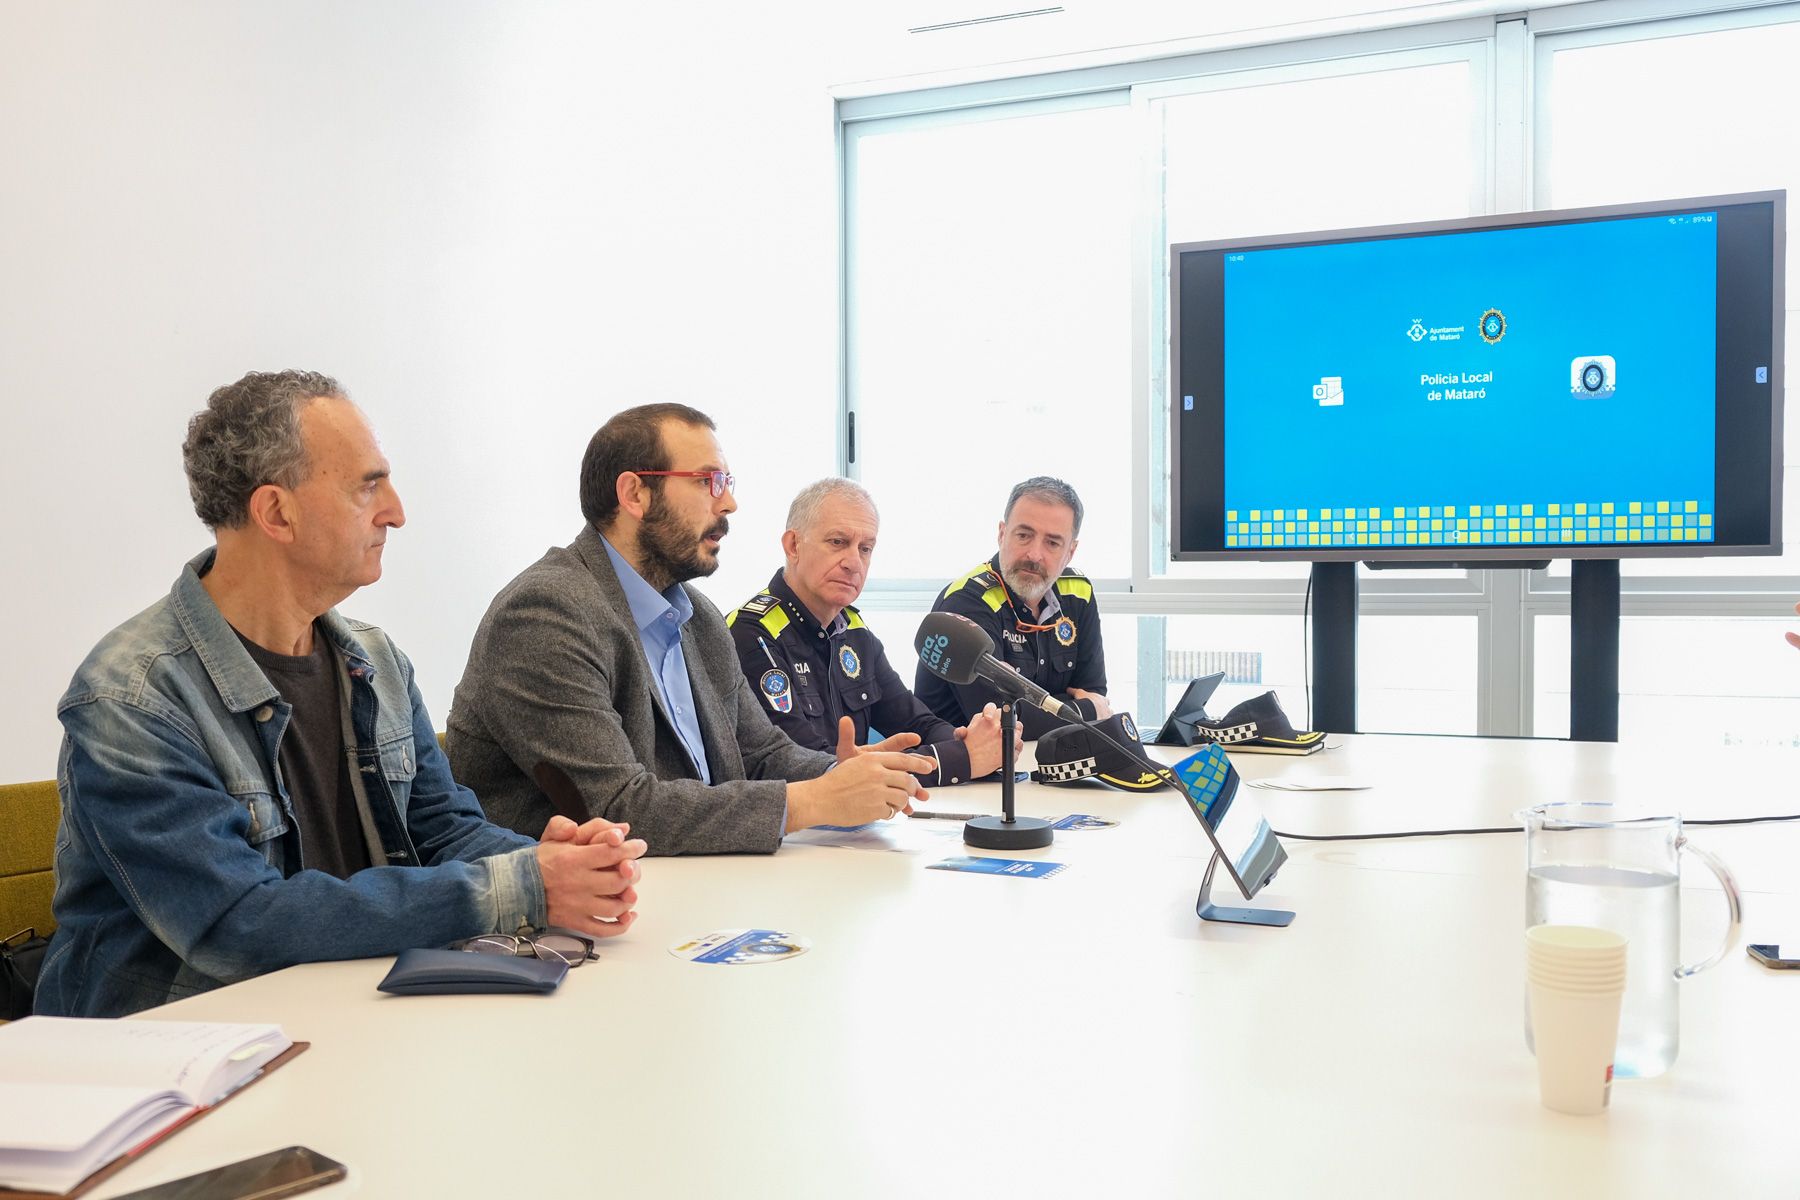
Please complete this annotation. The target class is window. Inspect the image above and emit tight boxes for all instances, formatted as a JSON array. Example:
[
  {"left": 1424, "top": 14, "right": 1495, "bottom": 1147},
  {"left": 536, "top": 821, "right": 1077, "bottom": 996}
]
[
  {"left": 842, "top": 6, "right": 1800, "bottom": 741},
  {"left": 845, "top": 98, "right": 1135, "bottom": 587},
  {"left": 1535, "top": 612, "right": 1800, "bottom": 747},
  {"left": 1146, "top": 50, "right": 1486, "bottom": 582},
  {"left": 1536, "top": 11, "right": 1800, "bottom": 578}
]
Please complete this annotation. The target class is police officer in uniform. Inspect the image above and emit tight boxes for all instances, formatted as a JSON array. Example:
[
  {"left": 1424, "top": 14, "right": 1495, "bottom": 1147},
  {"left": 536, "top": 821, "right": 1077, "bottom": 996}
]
[
  {"left": 914, "top": 476, "right": 1110, "bottom": 740},
  {"left": 728, "top": 478, "right": 1009, "bottom": 788}
]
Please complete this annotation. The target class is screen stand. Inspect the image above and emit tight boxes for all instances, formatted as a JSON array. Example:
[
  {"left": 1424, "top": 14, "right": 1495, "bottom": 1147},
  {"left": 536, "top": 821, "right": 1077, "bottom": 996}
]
[
  {"left": 964, "top": 703, "right": 1053, "bottom": 850},
  {"left": 1195, "top": 850, "right": 1295, "bottom": 927},
  {"left": 1569, "top": 559, "right": 1620, "bottom": 742},
  {"left": 1309, "top": 562, "right": 1357, "bottom": 733}
]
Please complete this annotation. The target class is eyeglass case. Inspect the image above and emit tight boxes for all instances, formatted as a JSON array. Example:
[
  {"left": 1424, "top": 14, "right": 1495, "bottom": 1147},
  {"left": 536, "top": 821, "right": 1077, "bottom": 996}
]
[{"left": 376, "top": 948, "right": 569, "bottom": 995}]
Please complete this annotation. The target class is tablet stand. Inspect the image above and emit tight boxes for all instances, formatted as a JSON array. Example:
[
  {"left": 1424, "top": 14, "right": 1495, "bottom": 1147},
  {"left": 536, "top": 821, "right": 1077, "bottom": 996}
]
[
  {"left": 963, "top": 703, "right": 1053, "bottom": 850},
  {"left": 1196, "top": 849, "right": 1295, "bottom": 927}
]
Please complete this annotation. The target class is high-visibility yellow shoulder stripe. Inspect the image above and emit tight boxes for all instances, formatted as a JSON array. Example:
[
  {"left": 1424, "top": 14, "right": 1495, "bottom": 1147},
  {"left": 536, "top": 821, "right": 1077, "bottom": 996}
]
[
  {"left": 727, "top": 593, "right": 790, "bottom": 640},
  {"left": 727, "top": 591, "right": 778, "bottom": 630},
  {"left": 844, "top": 606, "right": 866, "bottom": 630},
  {"left": 942, "top": 562, "right": 995, "bottom": 596},
  {"left": 1054, "top": 575, "right": 1093, "bottom": 603},
  {"left": 942, "top": 562, "right": 1005, "bottom": 611},
  {"left": 758, "top": 606, "right": 791, "bottom": 640}
]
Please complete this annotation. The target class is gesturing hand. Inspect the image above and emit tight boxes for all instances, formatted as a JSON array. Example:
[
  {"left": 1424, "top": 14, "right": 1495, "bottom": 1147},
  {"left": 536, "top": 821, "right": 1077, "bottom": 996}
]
[
  {"left": 833, "top": 715, "right": 929, "bottom": 765},
  {"left": 785, "top": 719, "right": 937, "bottom": 832}
]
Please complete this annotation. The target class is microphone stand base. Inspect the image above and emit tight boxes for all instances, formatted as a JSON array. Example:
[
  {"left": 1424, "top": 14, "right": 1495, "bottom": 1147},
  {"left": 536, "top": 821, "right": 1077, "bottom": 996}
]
[{"left": 963, "top": 815, "right": 1054, "bottom": 850}]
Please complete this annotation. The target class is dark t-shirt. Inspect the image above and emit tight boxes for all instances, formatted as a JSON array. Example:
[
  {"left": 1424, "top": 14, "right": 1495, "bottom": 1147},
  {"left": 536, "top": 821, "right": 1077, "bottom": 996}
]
[{"left": 236, "top": 625, "right": 373, "bottom": 879}]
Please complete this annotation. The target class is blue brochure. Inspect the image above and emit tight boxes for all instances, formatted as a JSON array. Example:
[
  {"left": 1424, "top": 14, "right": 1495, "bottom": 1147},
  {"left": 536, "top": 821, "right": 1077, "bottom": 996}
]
[
  {"left": 1050, "top": 813, "right": 1118, "bottom": 831},
  {"left": 928, "top": 855, "right": 1069, "bottom": 879}
]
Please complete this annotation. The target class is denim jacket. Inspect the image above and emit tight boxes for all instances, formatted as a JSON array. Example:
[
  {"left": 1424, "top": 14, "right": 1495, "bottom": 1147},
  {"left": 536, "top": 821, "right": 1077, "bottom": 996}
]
[{"left": 36, "top": 550, "right": 545, "bottom": 1018}]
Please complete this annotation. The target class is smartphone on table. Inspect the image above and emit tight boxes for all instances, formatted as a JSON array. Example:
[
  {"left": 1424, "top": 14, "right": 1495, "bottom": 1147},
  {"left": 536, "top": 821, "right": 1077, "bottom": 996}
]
[
  {"left": 110, "top": 1146, "right": 346, "bottom": 1200},
  {"left": 1747, "top": 944, "right": 1800, "bottom": 970}
]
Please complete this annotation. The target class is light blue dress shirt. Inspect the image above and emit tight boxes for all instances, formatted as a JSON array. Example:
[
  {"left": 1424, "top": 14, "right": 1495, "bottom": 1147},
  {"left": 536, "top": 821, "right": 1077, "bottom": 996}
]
[{"left": 600, "top": 534, "right": 713, "bottom": 785}]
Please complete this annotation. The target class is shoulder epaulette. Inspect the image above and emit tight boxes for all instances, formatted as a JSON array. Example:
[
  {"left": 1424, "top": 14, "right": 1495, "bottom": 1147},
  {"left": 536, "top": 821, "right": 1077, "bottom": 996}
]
[
  {"left": 943, "top": 563, "right": 1006, "bottom": 612},
  {"left": 843, "top": 604, "right": 867, "bottom": 631},
  {"left": 1053, "top": 571, "right": 1094, "bottom": 604},
  {"left": 726, "top": 591, "right": 790, "bottom": 640}
]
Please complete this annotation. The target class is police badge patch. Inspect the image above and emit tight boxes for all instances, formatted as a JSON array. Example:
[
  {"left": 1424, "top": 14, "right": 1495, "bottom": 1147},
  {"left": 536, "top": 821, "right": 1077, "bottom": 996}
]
[
  {"left": 837, "top": 645, "right": 861, "bottom": 680},
  {"left": 1053, "top": 616, "right": 1076, "bottom": 646},
  {"left": 760, "top": 669, "right": 793, "bottom": 713}
]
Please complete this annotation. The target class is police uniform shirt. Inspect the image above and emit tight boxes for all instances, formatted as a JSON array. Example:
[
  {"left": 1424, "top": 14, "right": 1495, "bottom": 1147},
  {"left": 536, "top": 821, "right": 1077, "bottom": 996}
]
[
  {"left": 726, "top": 571, "right": 977, "bottom": 786},
  {"left": 912, "top": 555, "right": 1107, "bottom": 740}
]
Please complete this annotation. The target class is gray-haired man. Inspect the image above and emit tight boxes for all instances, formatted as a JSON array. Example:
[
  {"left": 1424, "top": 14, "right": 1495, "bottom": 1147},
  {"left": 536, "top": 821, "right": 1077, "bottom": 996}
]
[
  {"left": 39, "top": 370, "right": 643, "bottom": 1019},
  {"left": 726, "top": 478, "right": 1012, "bottom": 787}
]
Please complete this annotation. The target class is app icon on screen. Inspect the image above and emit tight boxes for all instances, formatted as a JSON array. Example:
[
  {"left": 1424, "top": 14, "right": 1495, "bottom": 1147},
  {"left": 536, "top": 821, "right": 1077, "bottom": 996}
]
[
  {"left": 1312, "top": 376, "right": 1344, "bottom": 407},
  {"left": 1570, "top": 355, "right": 1617, "bottom": 399}
]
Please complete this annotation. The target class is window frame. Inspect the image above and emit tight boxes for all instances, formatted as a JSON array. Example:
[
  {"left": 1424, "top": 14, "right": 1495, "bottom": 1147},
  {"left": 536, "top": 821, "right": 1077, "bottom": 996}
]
[{"left": 836, "top": 0, "right": 1800, "bottom": 736}]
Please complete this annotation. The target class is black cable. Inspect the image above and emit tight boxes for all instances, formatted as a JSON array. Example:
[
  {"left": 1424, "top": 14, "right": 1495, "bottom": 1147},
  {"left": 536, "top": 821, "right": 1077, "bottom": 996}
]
[
  {"left": 1274, "top": 824, "right": 1516, "bottom": 841},
  {"left": 1688, "top": 813, "right": 1800, "bottom": 828},
  {"left": 1302, "top": 569, "right": 1313, "bottom": 730},
  {"left": 1053, "top": 675, "right": 1800, "bottom": 845},
  {"left": 1270, "top": 810, "right": 1800, "bottom": 843}
]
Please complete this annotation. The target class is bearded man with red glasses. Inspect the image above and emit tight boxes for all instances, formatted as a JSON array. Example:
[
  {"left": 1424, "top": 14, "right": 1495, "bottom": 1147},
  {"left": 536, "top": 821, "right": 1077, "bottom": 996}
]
[{"left": 449, "top": 404, "right": 933, "bottom": 855}]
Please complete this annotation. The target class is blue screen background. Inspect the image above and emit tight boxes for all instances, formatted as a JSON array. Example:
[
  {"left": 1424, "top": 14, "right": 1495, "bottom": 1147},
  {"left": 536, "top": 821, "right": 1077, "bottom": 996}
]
[{"left": 1220, "top": 213, "right": 1717, "bottom": 549}]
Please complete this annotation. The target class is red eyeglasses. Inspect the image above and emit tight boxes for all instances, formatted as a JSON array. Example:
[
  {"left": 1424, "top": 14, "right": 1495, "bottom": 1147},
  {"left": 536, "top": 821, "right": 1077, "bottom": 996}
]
[{"left": 632, "top": 470, "right": 736, "bottom": 498}]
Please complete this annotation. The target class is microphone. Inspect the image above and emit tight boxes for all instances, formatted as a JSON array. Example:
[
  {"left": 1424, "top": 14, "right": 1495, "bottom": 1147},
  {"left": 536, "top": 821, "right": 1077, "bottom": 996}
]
[
  {"left": 915, "top": 616, "right": 1291, "bottom": 924},
  {"left": 912, "top": 611, "right": 1054, "bottom": 850},
  {"left": 914, "top": 612, "right": 1081, "bottom": 721}
]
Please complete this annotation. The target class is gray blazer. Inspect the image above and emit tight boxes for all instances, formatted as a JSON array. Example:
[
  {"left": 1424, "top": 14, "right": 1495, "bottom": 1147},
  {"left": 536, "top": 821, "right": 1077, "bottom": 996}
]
[{"left": 447, "top": 525, "right": 832, "bottom": 854}]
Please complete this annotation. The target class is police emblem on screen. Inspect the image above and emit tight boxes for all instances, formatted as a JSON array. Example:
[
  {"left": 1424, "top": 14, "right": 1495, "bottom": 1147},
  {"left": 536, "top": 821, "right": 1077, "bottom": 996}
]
[
  {"left": 760, "top": 669, "right": 792, "bottom": 713},
  {"left": 838, "top": 645, "right": 861, "bottom": 680},
  {"left": 1570, "top": 355, "right": 1617, "bottom": 399},
  {"left": 1479, "top": 307, "right": 1506, "bottom": 343}
]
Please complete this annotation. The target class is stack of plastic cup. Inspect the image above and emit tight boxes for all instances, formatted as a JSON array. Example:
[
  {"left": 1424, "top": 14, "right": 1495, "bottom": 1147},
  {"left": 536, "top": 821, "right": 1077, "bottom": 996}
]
[{"left": 1525, "top": 924, "right": 1628, "bottom": 1115}]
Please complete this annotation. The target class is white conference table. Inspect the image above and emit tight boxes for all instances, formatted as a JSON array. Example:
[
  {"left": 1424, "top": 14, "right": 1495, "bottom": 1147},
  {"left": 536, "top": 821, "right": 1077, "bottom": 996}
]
[{"left": 96, "top": 734, "right": 1798, "bottom": 1198}]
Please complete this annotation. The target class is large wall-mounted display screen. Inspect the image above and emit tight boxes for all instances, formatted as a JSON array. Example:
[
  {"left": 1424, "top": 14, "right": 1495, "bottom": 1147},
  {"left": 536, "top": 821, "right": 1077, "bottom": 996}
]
[{"left": 1171, "top": 192, "right": 1784, "bottom": 562}]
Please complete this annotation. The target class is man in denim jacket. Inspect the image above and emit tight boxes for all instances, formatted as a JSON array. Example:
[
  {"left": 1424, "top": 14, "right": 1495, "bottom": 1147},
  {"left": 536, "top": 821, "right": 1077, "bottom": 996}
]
[{"left": 36, "top": 371, "right": 645, "bottom": 1018}]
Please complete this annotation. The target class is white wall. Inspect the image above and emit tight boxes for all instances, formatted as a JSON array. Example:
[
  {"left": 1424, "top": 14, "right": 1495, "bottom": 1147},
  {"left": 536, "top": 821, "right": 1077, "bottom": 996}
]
[
  {"left": 0, "top": 1, "right": 851, "bottom": 780},
  {"left": 0, "top": 0, "right": 1595, "bottom": 780}
]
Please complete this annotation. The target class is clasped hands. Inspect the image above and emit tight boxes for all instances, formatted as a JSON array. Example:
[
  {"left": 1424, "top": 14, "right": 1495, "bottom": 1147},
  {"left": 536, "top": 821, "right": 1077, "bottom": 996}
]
[{"left": 535, "top": 814, "right": 646, "bottom": 940}]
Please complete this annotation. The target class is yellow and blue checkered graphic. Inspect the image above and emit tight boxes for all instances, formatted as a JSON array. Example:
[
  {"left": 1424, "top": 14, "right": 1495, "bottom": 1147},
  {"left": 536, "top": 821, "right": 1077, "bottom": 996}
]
[
  {"left": 1173, "top": 744, "right": 1232, "bottom": 816},
  {"left": 1223, "top": 499, "right": 1714, "bottom": 549}
]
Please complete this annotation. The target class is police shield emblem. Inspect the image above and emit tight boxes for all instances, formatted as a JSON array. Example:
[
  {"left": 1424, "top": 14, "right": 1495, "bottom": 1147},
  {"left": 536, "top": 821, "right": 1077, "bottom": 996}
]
[
  {"left": 1054, "top": 617, "right": 1076, "bottom": 646},
  {"left": 837, "top": 645, "right": 861, "bottom": 680},
  {"left": 760, "top": 669, "right": 793, "bottom": 713}
]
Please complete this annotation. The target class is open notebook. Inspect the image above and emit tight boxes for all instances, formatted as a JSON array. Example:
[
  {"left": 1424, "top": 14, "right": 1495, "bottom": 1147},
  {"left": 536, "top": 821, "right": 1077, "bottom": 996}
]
[{"left": 0, "top": 1018, "right": 300, "bottom": 1197}]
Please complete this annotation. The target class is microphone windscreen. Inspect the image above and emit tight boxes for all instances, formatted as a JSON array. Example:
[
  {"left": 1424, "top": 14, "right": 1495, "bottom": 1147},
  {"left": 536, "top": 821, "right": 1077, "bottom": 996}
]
[{"left": 914, "top": 612, "right": 997, "bottom": 684}]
